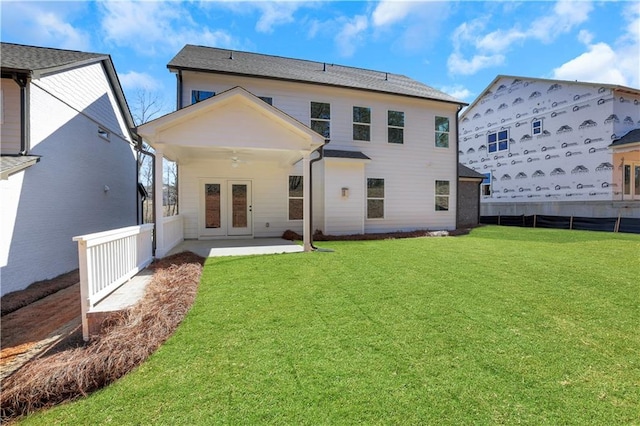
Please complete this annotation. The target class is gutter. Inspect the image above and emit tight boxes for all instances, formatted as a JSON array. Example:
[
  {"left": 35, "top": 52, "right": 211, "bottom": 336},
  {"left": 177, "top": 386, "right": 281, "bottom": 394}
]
[
  {"left": 12, "top": 73, "right": 30, "bottom": 155},
  {"left": 176, "top": 70, "right": 183, "bottom": 110},
  {"left": 308, "top": 143, "right": 326, "bottom": 250}
]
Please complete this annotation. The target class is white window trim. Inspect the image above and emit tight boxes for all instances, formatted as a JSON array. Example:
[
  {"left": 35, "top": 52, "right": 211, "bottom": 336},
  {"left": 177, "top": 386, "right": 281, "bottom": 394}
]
[
  {"left": 353, "top": 106, "right": 371, "bottom": 142},
  {"left": 435, "top": 180, "right": 450, "bottom": 211},
  {"left": 488, "top": 129, "right": 509, "bottom": 153},
  {"left": 310, "top": 101, "right": 330, "bottom": 139},
  {"left": 98, "top": 126, "right": 110, "bottom": 142},
  {"left": 532, "top": 118, "right": 543, "bottom": 135},
  {"left": 366, "top": 178, "right": 385, "bottom": 220},
  {"left": 288, "top": 175, "right": 303, "bottom": 221},
  {"left": 387, "top": 110, "right": 405, "bottom": 144},
  {"left": 435, "top": 116, "right": 450, "bottom": 148}
]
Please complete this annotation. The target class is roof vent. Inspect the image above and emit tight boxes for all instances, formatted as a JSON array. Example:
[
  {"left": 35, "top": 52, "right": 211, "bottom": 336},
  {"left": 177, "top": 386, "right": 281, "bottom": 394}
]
[
  {"left": 385, "top": 72, "right": 388, "bottom": 81},
  {"left": 229, "top": 51, "right": 233, "bottom": 60},
  {"left": 323, "top": 62, "right": 326, "bottom": 72}
]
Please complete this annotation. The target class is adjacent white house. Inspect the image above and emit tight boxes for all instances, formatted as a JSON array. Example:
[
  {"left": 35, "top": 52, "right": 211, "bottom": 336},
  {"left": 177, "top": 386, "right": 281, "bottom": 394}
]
[
  {"left": 138, "top": 45, "right": 466, "bottom": 255},
  {"left": 0, "top": 43, "right": 139, "bottom": 296},
  {"left": 459, "top": 75, "right": 640, "bottom": 218}
]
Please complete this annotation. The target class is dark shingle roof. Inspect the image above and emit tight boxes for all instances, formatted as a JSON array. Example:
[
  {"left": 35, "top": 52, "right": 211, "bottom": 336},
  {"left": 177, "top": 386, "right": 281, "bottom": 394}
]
[
  {"left": 0, "top": 42, "right": 105, "bottom": 74},
  {"left": 168, "top": 45, "right": 465, "bottom": 105},
  {"left": 324, "top": 149, "right": 371, "bottom": 160},
  {"left": 610, "top": 129, "right": 640, "bottom": 147},
  {"left": 458, "top": 163, "right": 485, "bottom": 179}
]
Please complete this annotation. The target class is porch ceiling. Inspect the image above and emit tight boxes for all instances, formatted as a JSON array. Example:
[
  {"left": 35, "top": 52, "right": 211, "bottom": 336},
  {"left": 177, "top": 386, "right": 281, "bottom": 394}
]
[{"left": 159, "top": 144, "right": 309, "bottom": 166}]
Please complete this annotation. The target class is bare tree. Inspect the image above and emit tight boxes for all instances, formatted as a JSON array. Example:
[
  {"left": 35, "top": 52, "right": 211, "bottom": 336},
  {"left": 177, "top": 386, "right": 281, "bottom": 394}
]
[{"left": 132, "top": 89, "right": 164, "bottom": 126}]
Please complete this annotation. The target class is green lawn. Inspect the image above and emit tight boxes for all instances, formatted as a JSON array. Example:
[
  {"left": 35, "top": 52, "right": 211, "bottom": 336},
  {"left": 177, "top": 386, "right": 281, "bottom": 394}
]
[{"left": 23, "top": 226, "right": 640, "bottom": 425}]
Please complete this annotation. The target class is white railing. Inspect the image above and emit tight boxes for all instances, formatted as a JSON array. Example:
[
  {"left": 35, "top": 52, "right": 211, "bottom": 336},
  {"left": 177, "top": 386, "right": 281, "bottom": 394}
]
[
  {"left": 73, "top": 223, "right": 154, "bottom": 339},
  {"left": 158, "top": 215, "right": 183, "bottom": 257}
]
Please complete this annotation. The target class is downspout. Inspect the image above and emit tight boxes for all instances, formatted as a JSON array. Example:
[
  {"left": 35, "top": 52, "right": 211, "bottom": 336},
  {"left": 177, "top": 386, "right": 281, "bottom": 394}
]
[
  {"left": 13, "top": 73, "right": 30, "bottom": 155},
  {"left": 176, "top": 70, "right": 183, "bottom": 110},
  {"left": 455, "top": 105, "right": 462, "bottom": 230},
  {"left": 135, "top": 135, "right": 157, "bottom": 256},
  {"left": 308, "top": 143, "right": 325, "bottom": 250}
]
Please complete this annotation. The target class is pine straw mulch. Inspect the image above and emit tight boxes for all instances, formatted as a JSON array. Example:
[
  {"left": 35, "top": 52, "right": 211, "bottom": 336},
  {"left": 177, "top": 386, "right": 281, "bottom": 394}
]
[
  {"left": 283, "top": 227, "right": 473, "bottom": 242},
  {"left": 0, "top": 251, "right": 205, "bottom": 423}
]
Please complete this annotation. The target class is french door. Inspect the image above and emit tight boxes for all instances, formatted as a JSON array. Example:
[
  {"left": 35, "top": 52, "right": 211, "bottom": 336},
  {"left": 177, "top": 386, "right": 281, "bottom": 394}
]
[
  {"left": 201, "top": 180, "right": 252, "bottom": 237},
  {"left": 623, "top": 163, "right": 640, "bottom": 200}
]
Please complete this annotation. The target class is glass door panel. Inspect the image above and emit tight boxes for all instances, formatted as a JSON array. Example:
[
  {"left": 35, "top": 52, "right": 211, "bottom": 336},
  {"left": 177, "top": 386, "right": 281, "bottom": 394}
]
[
  {"left": 205, "top": 184, "right": 221, "bottom": 228},
  {"left": 228, "top": 181, "right": 252, "bottom": 236}
]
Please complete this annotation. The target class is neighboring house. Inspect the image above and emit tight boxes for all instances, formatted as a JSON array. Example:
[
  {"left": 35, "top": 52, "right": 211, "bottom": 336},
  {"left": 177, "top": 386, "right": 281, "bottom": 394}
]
[
  {"left": 457, "top": 163, "right": 485, "bottom": 228},
  {"left": 610, "top": 129, "right": 640, "bottom": 202},
  {"left": 138, "top": 45, "right": 466, "bottom": 254},
  {"left": 459, "top": 75, "right": 640, "bottom": 218},
  {"left": 0, "top": 43, "right": 139, "bottom": 296}
]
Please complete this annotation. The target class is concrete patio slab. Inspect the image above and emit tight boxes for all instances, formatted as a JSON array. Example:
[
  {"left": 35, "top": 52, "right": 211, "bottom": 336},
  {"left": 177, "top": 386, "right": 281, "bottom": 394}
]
[{"left": 166, "top": 238, "right": 304, "bottom": 258}]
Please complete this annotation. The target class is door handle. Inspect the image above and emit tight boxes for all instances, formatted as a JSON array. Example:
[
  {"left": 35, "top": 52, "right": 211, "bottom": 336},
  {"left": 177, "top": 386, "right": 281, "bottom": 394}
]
[{"left": 249, "top": 205, "right": 252, "bottom": 212}]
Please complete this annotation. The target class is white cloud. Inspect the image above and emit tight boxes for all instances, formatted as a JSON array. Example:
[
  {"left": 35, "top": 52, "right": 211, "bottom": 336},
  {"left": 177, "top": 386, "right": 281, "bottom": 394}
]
[
  {"left": 552, "top": 43, "right": 626, "bottom": 84},
  {"left": 448, "top": 0, "right": 594, "bottom": 75},
  {"left": 335, "top": 15, "right": 368, "bottom": 57},
  {"left": 0, "top": 2, "right": 91, "bottom": 51},
  {"left": 119, "top": 71, "right": 161, "bottom": 92},
  {"left": 448, "top": 52, "right": 505, "bottom": 76},
  {"left": 552, "top": 3, "right": 640, "bottom": 88},
  {"left": 577, "top": 29, "right": 593, "bottom": 45},
  {"left": 439, "top": 84, "right": 473, "bottom": 101},
  {"left": 99, "top": 2, "right": 238, "bottom": 55},
  {"left": 372, "top": 1, "right": 415, "bottom": 27},
  {"left": 254, "top": 2, "right": 302, "bottom": 33}
]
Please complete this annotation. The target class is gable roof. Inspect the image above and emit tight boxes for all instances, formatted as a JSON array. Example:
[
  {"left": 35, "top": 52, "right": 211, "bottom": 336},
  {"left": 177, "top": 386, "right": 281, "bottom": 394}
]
[
  {"left": 0, "top": 42, "right": 106, "bottom": 76},
  {"left": 1, "top": 42, "right": 136, "bottom": 133},
  {"left": 168, "top": 45, "right": 465, "bottom": 106},
  {"left": 462, "top": 74, "right": 640, "bottom": 118},
  {"left": 610, "top": 129, "right": 640, "bottom": 148}
]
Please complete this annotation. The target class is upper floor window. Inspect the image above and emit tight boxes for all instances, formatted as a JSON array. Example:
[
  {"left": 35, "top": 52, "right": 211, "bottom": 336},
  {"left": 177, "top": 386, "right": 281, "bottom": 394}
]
[
  {"left": 532, "top": 119, "right": 543, "bottom": 135},
  {"left": 288, "top": 175, "right": 303, "bottom": 220},
  {"left": 435, "top": 116, "right": 449, "bottom": 148},
  {"left": 488, "top": 129, "right": 509, "bottom": 153},
  {"left": 367, "top": 178, "right": 385, "bottom": 219},
  {"left": 353, "top": 106, "right": 371, "bottom": 141},
  {"left": 192, "top": 90, "right": 215, "bottom": 104},
  {"left": 98, "top": 126, "right": 110, "bottom": 141},
  {"left": 482, "top": 173, "right": 491, "bottom": 196},
  {"left": 311, "top": 102, "right": 330, "bottom": 139},
  {"left": 259, "top": 96, "right": 273, "bottom": 105},
  {"left": 435, "top": 180, "right": 450, "bottom": 211},
  {"left": 388, "top": 110, "right": 404, "bottom": 144}
]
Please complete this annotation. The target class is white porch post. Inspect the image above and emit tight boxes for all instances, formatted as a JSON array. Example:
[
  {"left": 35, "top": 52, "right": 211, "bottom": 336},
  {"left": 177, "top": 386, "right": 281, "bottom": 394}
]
[
  {"left": 154, "top": 147, "right": 165, "bottom": 257},
  {"left": 303, "top": 153, "right": 312, "bottom": 252}
]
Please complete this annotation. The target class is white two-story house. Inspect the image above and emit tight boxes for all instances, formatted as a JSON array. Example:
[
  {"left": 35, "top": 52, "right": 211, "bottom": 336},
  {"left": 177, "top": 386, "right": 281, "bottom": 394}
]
[
  {"left": 139, "top": 45, "right": 466, "bottom": 254},
  {"left": 0, "top": 43, "right": 139, "bottom": 296},
  {"left": 460, "top": 75, "right": 640, "bottom": 218}
]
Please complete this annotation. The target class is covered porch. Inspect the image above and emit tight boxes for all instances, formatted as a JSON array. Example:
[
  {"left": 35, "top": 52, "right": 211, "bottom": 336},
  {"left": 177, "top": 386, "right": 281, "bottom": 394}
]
[{"left": 138, "top": 87, "right": 325, "bottom": 257}]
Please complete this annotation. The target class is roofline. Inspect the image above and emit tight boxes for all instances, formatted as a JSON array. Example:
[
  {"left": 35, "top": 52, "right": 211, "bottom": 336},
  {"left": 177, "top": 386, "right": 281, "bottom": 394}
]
[
  {"left": 462, "top": 74, "right": 640, "bottom": 117},
  {"left": 168, "top": 64, "right": 468, "bottom": 107}
]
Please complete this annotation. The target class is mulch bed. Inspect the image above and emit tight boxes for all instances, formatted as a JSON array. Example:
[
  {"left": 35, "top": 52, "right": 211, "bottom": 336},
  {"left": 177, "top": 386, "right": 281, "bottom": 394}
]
[
  {"left": 1, "top": 270, "right": 79, "bottom": 317},
  {"left": 0, "top": 252, "right": 205, "bottom": 423},
  {"left": 283, "top": 228, "right": 473, "bottom": 242}
]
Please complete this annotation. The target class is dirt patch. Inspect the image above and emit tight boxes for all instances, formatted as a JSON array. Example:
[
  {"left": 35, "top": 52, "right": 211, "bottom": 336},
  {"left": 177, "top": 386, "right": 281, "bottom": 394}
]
[
  {"left": 1, "top": 270, "right": 79, "bottom": 316},
  {"left": 0, "top": 252, "right": 205, "bottom": 423}
]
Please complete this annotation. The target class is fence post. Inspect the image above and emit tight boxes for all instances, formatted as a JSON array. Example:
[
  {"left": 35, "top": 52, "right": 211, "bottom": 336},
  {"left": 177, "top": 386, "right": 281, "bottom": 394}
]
[
  {"left": 533, "top": 214, "right": 537, "bottom": 228},
  {"left": 615, "top": 214, "right": 621, "bottom": 233}
]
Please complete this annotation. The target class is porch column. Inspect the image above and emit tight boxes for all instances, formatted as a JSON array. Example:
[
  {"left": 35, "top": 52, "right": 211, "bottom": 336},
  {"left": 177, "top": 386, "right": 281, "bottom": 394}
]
[
  {"left": 303, "top": 153, "right": 312, "bottom": 252},
  {"left": 154, "top": 147, "right": 165, "bottom": 257}
]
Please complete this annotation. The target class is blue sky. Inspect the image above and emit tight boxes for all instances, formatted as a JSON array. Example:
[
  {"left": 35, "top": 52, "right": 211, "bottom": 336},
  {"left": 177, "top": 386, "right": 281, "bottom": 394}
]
[{"left": 2, "top": 1, "right": 638, "bottom": 118}]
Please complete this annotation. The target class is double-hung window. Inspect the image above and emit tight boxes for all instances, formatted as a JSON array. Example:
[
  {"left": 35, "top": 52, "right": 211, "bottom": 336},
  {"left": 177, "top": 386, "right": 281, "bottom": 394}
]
[
  {"left": 311, "top": 102, "right": 330, "bottom": 139},
  {"left": 192, "top": 90, "right": 215, "bottom": 104},
  {"left": 288, "top": 176, "right": 303, "bottom": 220},
  {"left": 435, "top": 180, "right": 450, "bottom": 211},
  {"left": 388, "top": 111, "right": 404, "bottom": 144},
  {"left": 367, "top": 178, "right": 385, "bottom": 219},
  {"left": 435, "top": 116, "right": 449, "bottom": 148},
  {"left": 532, "top": 119, "right": 543, "bottom": 135},
  {"left": 353, "top": 106, "right": 371, "bottom": 141},
  {"left": 488, "top": 129, "right": 509, "bottom": 153}
]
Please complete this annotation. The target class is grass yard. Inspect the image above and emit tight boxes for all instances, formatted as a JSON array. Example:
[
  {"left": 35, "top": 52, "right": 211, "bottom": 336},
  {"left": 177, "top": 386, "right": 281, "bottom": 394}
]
[{"left": 21, "top": 226, "right": 640, "bottom": 425}]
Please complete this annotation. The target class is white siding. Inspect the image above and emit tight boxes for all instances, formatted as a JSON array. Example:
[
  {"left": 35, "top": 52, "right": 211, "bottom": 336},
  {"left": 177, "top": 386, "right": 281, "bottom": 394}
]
[
  {"left": 0, "top": 79, "right": 22, "bottom": 154},
  {"left": 0, "top": 63, "right": 137, "bottom": 296},
  {"left": 324, "top": 160, "right": 365, "bottom": 235},
  {"left": 180, "top": 72, "right": 459, "bottom": 232},
  {"left": 460, "top": 78, "right": 640, "bottom": 207}
]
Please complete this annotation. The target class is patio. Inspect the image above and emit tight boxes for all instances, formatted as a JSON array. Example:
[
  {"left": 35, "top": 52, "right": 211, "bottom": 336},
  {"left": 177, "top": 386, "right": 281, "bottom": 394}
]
[{"left": 166, "top": 238, "right": 304, "bottom": 258}]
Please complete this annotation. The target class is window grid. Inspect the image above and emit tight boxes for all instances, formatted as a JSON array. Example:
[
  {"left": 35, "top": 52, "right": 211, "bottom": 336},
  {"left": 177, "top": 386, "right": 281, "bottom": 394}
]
[
  {"left": 288, "top": 176, "right": 303, "bottom": 220},
  {"left": 435, "top": 180, "right": 450, "bottom": 211},
  {"left": 488, "top": 130, "right": 509, "bottom": 153},
  {"left": 388, "top": 111, "right": 404, "bottom": 144},
  {"left": 532, "top": 119, "right": 543, "bottom": 135},
  {"left": 367, "top": 178, "right": 385, "bottom": 219},
  {"left": 311, "top": 102, "right": 330, "bottom": 139},
  {"left": 191, "top": 90, "right": 215, "bottom": 104},
  {"left": 353, "top": 106, "right": 371, "bottom": 141},
  {"left": 435, "top": 116, "right": 449, "bottom": 148}
]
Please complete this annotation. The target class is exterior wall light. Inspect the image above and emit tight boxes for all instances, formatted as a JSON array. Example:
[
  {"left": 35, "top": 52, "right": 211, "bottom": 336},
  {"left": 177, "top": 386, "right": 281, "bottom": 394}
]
[{"left": 341, "top": 187, "right": 349, "bottom": 198}]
